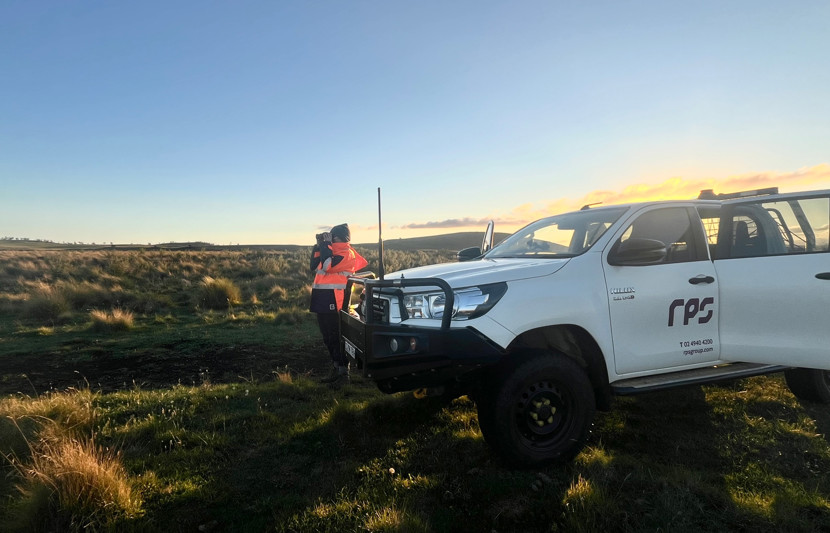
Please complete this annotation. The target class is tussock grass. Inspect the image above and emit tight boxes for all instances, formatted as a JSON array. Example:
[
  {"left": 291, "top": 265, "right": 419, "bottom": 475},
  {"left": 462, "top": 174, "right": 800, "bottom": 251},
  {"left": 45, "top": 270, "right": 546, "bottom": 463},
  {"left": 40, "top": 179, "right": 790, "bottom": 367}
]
[
  {"left": 268, "top": 284, "right": 288, "bottom": 300},
  {"left": 62, "top": 280, "right": 124, "bottom": 310},
  {"left": 0, "top": 388, "right": 97, "bottom": 430},
  {"left": 7, "top": 431, "right": 142, "bottom": 531},
  {"left": 274, "top": 306, "right": 307, "bottom": 325},
  {"left": 197, "top": 276, "right": 241, "bottom": 310},
  {"left": 274, "top": 369, "right": 293, "bottom": 383},
  {"left": 24, "top": 283, "right": 69, "bottom": 323},
  {"left": 4, "top": 248, "right": 403, "bottom": 325},
  {"left": 89, "top": 308, "right": 134, "bottom": 333},
  {"left": 255, "top": 254, "right": 287, "bottom": 275},
  {"left": 1, "top": 388, "right": 141, "bottom": 531}
]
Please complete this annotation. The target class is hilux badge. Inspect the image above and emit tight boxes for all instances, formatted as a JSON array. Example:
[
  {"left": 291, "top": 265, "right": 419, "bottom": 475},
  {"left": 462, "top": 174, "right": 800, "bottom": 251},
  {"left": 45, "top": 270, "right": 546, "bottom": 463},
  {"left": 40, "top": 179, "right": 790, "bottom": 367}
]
[{"left": 610, "top": 287, "right": 635, "bottom": 295}]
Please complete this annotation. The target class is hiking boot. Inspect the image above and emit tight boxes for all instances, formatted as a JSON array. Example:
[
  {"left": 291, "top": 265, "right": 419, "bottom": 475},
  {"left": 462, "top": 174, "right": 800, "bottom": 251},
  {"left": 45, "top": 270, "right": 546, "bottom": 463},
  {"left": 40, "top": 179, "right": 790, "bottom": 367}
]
[
  {"left": 318, "top": 366, "right": 340, "bottom": 383},
  {"left": 320, "top": 364, "right": 349, "bottom": 384},
  {"left": 327, "top": 370, "right": 350, "bottom": 390}
]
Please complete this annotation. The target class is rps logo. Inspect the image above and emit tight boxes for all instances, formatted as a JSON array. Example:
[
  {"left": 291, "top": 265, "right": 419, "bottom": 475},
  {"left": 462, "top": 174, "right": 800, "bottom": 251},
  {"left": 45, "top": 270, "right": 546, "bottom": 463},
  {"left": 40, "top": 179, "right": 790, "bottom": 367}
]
[{"left": 668, "top": 297, "right": 714, "bottom": 327}]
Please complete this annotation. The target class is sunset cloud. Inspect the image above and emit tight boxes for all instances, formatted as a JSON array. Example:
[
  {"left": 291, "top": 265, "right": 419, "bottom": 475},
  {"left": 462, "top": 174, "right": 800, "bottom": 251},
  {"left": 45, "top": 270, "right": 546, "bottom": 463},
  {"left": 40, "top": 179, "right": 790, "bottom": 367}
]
[
  {"left": 397, "top": 215, "right": 528, "bottom": 230},
  {"left": 399, "top": 217, "right": 493, "bottom": 230},
  {"left": 576, "top": 163, "right": 830, "bottom": 208},
  {"left": 397, "top": 164, "right": 830, "bottom": 233}
]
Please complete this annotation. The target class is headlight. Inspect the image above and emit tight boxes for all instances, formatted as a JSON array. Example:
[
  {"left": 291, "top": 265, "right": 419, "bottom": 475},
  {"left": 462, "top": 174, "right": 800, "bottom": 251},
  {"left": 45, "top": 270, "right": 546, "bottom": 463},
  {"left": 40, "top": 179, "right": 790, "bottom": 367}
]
[{"left": 402, "top": 283, "right": 507, "bottom": 321}]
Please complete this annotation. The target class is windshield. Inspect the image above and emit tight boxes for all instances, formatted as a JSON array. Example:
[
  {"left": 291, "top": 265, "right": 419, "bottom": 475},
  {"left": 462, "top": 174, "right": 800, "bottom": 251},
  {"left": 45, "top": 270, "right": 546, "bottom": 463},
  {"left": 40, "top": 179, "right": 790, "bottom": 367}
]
[{"left": 485, "top": 207, "right": 628, "bottom": 259}]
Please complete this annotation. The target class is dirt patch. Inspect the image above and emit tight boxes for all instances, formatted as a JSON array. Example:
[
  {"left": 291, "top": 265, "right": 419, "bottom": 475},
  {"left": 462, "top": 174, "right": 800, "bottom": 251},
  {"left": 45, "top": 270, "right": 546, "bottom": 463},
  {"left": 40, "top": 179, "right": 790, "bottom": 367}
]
[{"left": 0, "top": 346, "right": 332, "bottom": 396}]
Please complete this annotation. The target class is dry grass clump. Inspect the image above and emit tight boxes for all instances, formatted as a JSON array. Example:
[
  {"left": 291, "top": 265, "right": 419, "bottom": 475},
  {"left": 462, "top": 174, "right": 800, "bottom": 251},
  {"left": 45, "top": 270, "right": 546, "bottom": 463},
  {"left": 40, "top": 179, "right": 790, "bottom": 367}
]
[
  {"left": 62, "top": 280, "right": 124, "bottom": 310},
  {"left": 7, "top": 433, "right": 142, "bottom": 531},
  {"left": 89, "top": 308, "right": 134, "bottom": 333},
  {"left": 274, "top": 307, "right": 307, "bottom": 325},
  {"left": 23, "top": 283, "right": 69, "bottom": 323},
  {"left": 197, "top": 276, "right": 241, "bottom": 310},
  {"left": 269, "top": 284, "right": 288, "bottom": 300},
  {"left": 256, "top": 255, "right": 286, "bottom": 276},
  {"left": 0, "top": 252, "right": 50, "bottom": 281},
  {"left": 0, "top": 388, "right": 97, "bottom": 432},
  {"left": 1, "top": 389, "right": 142, "bottom": 531}
]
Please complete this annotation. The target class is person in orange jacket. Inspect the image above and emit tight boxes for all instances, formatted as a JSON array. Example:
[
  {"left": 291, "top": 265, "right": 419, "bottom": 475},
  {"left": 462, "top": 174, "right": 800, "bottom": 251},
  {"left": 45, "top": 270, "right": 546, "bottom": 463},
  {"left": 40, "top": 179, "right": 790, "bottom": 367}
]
[{"left": 310, "top": 223, "right": 368, "bottom": 387}]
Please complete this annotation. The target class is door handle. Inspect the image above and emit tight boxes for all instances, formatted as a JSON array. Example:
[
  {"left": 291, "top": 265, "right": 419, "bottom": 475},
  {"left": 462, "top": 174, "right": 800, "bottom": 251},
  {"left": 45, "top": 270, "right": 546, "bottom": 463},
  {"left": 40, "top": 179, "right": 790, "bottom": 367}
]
[
  {"left": 817, "top": 272, "right": 830, "bottom": 280},
  {"left": 689, "top": 275, "right": 715, "bottom": 285}
]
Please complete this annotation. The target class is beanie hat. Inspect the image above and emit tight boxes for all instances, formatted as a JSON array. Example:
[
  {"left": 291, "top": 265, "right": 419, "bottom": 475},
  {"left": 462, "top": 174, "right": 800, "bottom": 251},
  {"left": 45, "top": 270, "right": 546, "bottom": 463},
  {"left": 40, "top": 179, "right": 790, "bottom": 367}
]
[{"left": 330, "top": 223, "right": 351, "bottom": 242}]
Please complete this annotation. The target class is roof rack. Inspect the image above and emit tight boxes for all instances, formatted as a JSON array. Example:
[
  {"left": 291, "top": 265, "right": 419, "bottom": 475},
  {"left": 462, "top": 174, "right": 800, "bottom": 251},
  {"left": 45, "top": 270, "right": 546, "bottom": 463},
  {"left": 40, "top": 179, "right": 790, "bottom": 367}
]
[{"left": 697, "top": 187, "right": 779, "bottom": 200}]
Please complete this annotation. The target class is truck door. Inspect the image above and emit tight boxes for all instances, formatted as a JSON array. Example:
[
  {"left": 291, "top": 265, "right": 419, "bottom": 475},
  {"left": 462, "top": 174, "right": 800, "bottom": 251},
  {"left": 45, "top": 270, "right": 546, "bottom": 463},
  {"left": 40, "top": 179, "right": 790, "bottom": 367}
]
[
  {"left": 715, "top": 192, "right": 830, "bottom": 369},
  {"left": 603, "top": 206, "right": 720, "bottom": 375}
]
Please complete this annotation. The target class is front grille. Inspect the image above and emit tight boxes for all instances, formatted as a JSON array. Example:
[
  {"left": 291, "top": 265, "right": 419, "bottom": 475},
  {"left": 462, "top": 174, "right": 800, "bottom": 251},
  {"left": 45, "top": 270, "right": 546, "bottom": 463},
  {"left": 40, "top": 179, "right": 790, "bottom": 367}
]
[{"left": 371, "top": 297, "right": 389, "bottom": 324}]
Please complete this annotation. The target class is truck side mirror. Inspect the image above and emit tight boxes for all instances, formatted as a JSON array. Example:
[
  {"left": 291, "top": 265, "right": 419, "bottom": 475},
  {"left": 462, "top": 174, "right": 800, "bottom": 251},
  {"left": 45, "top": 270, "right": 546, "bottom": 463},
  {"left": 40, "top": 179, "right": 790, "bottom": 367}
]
[
  {"left": 481, "top": 220, "right": 495, "bottom": 254},
  {"left": 608, "top": 238, "right": 667, "bottom": 266},
  {"left": 457, "top": 246, "right": 482, "bottom": 262}
]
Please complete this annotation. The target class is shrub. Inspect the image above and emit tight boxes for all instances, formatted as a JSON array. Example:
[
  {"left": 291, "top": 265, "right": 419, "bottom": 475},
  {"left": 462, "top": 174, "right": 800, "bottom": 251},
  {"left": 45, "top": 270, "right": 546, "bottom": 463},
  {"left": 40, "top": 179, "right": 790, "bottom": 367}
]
[
  {"left": 89, "top": 308, "right": 134, "bottom": 333},
  {"left": 197, "top": 276, "right": 241, "bottom": 310}
]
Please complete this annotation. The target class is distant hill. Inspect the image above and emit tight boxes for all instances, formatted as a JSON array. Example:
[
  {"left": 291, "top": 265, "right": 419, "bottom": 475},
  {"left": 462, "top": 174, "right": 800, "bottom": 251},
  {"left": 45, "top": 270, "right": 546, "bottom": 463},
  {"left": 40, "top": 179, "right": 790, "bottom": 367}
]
[
  {"left": 0, "top": 239, "right": 90, "bottom": 250},
  {"left": 0, "top": 240, "right": 221, "bottom": 251},
  {"left": 0, "top": 232, "right": 511, "bottom": 253}
]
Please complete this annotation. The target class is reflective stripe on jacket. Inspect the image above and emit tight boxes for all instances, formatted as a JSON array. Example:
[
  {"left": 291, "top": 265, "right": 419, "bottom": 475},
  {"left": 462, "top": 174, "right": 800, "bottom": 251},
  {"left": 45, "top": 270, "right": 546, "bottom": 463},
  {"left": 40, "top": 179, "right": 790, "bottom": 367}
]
[{"left": 310, "top": 242, "right": 368, "bottom": 312}]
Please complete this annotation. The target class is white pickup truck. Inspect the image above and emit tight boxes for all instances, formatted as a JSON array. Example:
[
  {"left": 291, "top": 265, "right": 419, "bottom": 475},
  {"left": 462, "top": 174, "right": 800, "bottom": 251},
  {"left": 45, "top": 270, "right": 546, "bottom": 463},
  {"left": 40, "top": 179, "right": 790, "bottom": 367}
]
[{"left": 339, "top": 187, "right": 830, "bottom": 465}]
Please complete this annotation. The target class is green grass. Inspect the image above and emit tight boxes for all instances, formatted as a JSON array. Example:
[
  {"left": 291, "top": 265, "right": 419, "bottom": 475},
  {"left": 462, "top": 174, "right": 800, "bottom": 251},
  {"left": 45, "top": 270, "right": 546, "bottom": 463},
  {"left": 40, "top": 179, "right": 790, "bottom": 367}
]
[{"left": 0, "top": 249, "right": 829, "bottom": 531}]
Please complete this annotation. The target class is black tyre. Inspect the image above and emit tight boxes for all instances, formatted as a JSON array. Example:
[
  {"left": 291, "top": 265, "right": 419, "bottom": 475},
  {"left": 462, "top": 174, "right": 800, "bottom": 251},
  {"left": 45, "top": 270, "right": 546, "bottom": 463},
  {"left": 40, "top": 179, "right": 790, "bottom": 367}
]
[
  {"left": 479, "top": 352, "right": 595, "bottom": 466},
  {"left": 784, "top": 368, "right": 830, "bottom": 403}
]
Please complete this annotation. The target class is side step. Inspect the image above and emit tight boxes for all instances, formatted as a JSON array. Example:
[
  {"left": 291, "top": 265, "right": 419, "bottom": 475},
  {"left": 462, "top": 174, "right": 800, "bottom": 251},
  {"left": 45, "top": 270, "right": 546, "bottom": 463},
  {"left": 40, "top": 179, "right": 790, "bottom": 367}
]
[{"left": 611, "top": 363, "right": 789, "bottom": 395}]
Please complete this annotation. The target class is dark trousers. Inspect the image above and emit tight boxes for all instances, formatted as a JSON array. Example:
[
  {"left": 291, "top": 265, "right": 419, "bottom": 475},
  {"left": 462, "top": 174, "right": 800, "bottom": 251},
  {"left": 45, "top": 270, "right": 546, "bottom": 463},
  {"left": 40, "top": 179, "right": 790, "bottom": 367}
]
[{"left": 316, "top": 313, "right": 346, "bottom": 366}]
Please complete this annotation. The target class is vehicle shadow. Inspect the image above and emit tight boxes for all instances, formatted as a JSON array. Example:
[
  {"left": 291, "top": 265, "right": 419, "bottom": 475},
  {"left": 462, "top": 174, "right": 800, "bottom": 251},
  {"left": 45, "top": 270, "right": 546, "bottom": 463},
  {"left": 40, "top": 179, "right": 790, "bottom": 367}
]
[{"left": 139, "top": 383, "right": 456, "bottom": 532}]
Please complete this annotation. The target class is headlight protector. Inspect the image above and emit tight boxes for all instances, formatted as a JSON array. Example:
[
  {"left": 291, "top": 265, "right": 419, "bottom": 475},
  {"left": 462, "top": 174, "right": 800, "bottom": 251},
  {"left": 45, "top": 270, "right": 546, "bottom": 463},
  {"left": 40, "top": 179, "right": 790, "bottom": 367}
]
[{"left": 402, "top": 282, "right": 507, "bottom": 321}]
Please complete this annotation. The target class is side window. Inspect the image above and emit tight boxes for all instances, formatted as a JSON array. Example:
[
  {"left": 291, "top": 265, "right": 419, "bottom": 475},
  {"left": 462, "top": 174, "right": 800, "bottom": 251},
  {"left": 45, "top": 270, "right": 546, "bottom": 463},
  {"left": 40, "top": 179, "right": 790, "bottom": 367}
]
[
  {"left": 764, "top": 198, "right": 829, "bottom": 253},
  {"left": 617, "top": 207, "right": 700, "bottom": 264},
  {"left": 722, "top": 196, "right": 830, "bottom": 258}
]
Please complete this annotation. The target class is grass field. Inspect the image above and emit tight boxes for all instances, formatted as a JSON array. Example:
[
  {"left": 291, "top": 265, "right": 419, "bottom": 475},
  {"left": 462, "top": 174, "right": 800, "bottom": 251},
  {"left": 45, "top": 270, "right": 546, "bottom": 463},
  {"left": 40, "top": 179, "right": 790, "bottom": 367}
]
[{"left": 1, "top": 248, "right": 829, "bottom": 531}]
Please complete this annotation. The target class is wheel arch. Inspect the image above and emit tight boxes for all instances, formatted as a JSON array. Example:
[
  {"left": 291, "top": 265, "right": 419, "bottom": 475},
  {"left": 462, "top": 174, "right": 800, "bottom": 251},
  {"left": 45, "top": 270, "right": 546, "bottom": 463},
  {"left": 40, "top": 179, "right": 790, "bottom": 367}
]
[{"left": 505, "top": 324, "right": 613, "bottom": 411}]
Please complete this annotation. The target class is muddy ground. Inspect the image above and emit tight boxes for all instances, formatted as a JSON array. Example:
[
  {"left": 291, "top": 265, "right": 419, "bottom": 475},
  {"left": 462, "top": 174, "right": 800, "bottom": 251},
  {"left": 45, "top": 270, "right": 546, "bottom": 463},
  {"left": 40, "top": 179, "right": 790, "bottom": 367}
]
[{"left": 0, "top": 346, "right": 332, "bottom": 397}]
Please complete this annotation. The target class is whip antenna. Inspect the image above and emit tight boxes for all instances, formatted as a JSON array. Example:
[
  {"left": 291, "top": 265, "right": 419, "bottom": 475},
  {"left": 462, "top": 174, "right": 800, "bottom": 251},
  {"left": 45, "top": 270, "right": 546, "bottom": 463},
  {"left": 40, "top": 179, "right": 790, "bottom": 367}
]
[{"left": 378, "top": 187, "right": 385, "bottom": 280}]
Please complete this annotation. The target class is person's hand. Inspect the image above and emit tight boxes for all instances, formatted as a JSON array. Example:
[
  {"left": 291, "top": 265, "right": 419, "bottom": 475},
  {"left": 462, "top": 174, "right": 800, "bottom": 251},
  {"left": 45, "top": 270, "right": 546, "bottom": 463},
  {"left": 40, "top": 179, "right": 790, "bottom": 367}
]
[{"left": 320, "top": 232, "right": 332, "bottom": 243}]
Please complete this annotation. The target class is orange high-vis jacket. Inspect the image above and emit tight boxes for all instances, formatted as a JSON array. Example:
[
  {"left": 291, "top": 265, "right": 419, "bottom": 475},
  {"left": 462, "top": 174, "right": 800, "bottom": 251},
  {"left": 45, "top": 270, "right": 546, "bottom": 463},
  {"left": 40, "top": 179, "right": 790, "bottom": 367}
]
[{"left": 310, "top": 242, "right": 368, "bottom": 313}]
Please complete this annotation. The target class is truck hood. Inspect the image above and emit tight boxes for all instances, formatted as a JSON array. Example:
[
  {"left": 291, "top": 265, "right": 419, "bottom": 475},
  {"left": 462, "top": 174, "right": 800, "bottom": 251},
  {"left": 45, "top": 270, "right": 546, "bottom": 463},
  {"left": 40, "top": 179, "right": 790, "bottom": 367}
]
[{"left": 384, "top": 258, "right": 570, "bottom": 288}]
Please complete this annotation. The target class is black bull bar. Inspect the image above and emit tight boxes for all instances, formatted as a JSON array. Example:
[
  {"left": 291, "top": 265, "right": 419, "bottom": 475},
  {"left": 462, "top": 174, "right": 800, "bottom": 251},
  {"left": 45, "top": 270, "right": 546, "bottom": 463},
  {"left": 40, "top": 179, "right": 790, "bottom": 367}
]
[{"left": 338, "top": 276, "right": 503, "bottom": 392}]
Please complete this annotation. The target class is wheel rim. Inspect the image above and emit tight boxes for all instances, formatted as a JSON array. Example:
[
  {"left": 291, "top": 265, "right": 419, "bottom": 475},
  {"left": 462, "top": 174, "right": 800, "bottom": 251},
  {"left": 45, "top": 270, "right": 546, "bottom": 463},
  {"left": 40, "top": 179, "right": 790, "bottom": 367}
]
[{"left": 513, "top": 380, "right": 575, "bottom": 450}]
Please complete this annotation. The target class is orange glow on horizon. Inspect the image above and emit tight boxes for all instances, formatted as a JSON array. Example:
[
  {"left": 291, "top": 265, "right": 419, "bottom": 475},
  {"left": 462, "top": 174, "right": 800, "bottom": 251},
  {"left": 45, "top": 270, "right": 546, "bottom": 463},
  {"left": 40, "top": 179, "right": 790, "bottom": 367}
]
[
  {"left": 364, "top": 164, "right": 830, "bottom": 241},
  {"left": 498, "top": 163, "right": 830, "bottom": 233}
]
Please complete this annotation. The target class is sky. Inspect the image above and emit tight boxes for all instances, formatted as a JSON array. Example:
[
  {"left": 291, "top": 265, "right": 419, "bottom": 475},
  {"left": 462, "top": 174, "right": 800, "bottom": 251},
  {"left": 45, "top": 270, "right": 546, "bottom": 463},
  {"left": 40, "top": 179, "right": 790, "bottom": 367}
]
[{"left": 2, "top": 1, "right": 829, "bottom": 246}]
